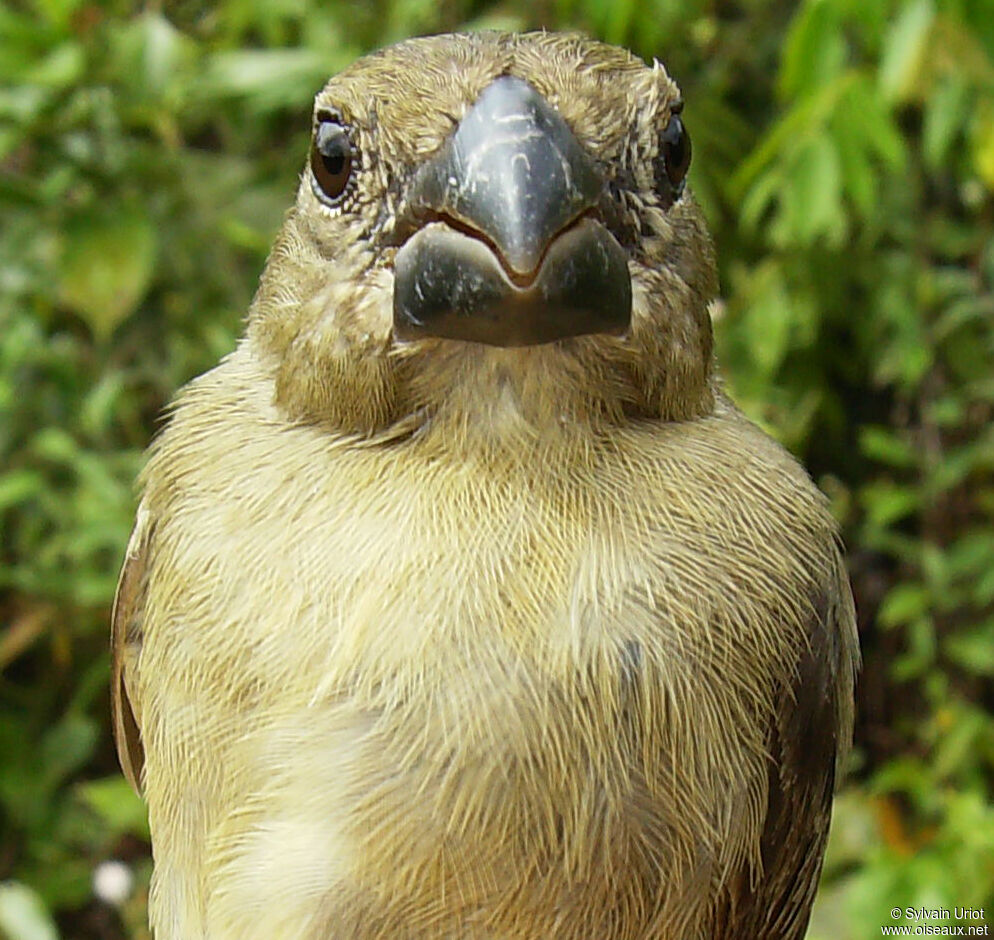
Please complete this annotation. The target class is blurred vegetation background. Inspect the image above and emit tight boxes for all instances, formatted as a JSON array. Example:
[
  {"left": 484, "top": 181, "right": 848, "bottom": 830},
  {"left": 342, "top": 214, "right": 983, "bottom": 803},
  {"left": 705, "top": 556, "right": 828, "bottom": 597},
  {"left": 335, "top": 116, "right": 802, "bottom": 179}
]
[{"left": 1, "top": 0, "right": 992, "bottom": 937}]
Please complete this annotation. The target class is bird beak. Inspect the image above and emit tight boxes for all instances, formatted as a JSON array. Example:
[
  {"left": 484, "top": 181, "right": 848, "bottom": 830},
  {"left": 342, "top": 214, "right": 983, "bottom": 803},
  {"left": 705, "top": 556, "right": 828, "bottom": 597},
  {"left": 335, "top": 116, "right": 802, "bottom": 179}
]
[{"left": 393, "top": 75, "right": 632, "bottom": 347}]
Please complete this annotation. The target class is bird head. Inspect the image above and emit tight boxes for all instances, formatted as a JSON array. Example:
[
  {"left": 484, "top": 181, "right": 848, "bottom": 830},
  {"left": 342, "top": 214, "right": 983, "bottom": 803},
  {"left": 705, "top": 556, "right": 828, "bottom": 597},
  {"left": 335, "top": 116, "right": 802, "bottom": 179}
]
[{"left": 247, "top": 32, "right": 718, "bottom": 445}]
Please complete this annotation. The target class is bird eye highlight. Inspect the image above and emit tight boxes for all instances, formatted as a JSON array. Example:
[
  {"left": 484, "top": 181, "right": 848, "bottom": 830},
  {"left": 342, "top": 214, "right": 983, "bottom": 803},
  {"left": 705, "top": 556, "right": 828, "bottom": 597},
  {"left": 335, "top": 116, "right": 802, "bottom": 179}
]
[
  {"left": 310, "top": 113, "right": 354, "bottom": 206},
  {"left": 655, "top": 110, "right": 692, "bottom": 199}
]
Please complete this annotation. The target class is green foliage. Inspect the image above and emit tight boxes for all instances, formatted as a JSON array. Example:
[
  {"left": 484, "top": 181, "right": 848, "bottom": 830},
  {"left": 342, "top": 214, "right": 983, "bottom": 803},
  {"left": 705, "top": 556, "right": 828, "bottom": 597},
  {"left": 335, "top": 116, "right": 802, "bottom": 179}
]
[{"left": 2, "top": 1, "right": 992, "bottom": 937}]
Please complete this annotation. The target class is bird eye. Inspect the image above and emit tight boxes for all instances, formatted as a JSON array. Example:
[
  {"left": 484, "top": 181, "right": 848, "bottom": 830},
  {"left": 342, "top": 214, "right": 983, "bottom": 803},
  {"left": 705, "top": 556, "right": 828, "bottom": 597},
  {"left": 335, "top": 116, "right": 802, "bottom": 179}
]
[
  {"left": 310, "top": 112, "right": 354, "bottom": 206},
  {"left": 655, "top": 109, "right": 692, "bottom": 199}
]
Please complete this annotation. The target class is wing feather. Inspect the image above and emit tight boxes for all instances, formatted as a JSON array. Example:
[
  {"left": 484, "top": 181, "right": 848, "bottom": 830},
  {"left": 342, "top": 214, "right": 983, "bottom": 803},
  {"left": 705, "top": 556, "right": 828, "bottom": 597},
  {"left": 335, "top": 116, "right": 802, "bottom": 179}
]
[
  {"left": 716, "top": 555, "right": 859, "bottom": 939},
  {"left": 111, "top": 503, "right": 151, "bottom": 793}
]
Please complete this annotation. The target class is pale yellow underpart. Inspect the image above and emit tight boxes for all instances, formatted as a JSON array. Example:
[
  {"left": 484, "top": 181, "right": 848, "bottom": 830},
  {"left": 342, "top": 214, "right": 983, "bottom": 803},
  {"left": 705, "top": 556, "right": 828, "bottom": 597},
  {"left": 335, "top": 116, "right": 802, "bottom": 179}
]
[{"left": 130, "top": 345, "right": 852, "bottom": 940}]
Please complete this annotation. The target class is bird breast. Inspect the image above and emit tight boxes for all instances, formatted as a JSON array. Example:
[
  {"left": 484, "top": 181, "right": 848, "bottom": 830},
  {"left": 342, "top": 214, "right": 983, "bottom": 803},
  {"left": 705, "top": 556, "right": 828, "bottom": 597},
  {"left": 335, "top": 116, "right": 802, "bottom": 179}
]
[{"left": 138, "top": 351, "right": 835, "bottom": 938}]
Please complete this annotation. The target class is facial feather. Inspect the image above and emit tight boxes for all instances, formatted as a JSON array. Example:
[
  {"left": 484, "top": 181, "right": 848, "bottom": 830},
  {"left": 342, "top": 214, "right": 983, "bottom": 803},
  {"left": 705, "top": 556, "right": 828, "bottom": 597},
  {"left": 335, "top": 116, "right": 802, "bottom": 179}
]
[{"left": 247, "top": 31, "right": 715, "bottom": 441}]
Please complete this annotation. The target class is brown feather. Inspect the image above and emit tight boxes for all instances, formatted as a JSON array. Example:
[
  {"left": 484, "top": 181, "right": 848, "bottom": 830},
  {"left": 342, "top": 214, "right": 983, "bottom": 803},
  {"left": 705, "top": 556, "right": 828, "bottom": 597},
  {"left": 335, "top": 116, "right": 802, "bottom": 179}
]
[
  {"left": 714, "top": 554, "right": 856, "bottom": 938},
  {"left": 111, "top": 504, "right": 149, "bottom": 792}
]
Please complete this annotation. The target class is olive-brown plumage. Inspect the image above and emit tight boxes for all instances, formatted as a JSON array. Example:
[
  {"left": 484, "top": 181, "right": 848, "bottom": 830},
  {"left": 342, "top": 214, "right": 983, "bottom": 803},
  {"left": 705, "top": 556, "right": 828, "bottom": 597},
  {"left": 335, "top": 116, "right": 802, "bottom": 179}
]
[{"left": 112, "top": 31, "right": 859, "bottom": 940}]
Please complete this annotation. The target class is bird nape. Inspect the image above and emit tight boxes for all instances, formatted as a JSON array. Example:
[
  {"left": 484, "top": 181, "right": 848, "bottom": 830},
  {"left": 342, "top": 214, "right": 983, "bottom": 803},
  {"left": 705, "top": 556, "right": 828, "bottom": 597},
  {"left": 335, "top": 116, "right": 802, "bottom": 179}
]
[{"left": 112, "top": 30, "right": 859, "bottom": 940}]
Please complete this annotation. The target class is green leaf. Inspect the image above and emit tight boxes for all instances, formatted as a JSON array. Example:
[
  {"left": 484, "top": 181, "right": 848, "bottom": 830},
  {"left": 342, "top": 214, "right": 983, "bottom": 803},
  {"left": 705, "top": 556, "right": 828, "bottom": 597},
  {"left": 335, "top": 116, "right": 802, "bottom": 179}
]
[
  {"left": 32, "top": 0, "right": 85, "bottom": 30},
  {"left": 971, "top": 565, "right": 994, "bottom": 607},
  {"left": 845, "top": 78, "right": 906, "bottom": 168},
  {"left": 878, "top": 0, "right": 935, "bottom": 104},
  {"left": 861, "top": 481, "right": 920, "bottom": 527},
  {"left": 739, "top": 163, "right": 784, "bottom": 233},
  {"left": 923, "top": 395, "right": 964, "bottom": 427},
  {"left": 923, "top": 76, "right": 971, "bottom": 168},
  {"left": 731, "top": 77, "right": 850, "bottom": 199},
  {"left": 879, "top": 583, "right": 930, "bottom": 628},
  {"left": 834, "top": 116, "right": 876, "bottom": 216},
  {"left": 202, "top": 49, "right": 333, "bottom": 111},
  {"left": 740, "top": 261, "right": 793, "bottom": 375},
  {"left": 31, "top": 427, "right": 78, "bottom": 463},
  {"left": 971, "top": 98, "right": 994, "bottom": 190},
  {"left": 777, "top": 133, "right": 844, "bottom": 246},
  {"left": 893, "top": 614, "right": 937, "bottom": 678},
  {"left": 944, "top": 624, "right": 994, "bottom": 676},
  {"left": 0, "top": 882, "right": 58, "bottom": 940},
  {"left": 603, "top": 0, "right": 638, "bottom": 45},
  {"left": 779, "top": 0, "right": 847, "bottom": 100},
  {"left": 76, "top": 777, "right": 150, "bottom": 840},
  {"left": 58, "top": 204, "right": 157, "bottom": 339},
  {"left": 859, "top": 426, "right": 917, "bottom": 468},
  {"left": 0, "top": 469, "right": 43, "bottom": 512},
  {"left": 41, "top": 715, "right": 98, "bottom": 790},
  {"left": 24, "top": 41, "right": 85, "bottom": 89},
  {"left": 108, "top": 12, "right": 196, "bottom": 108}
]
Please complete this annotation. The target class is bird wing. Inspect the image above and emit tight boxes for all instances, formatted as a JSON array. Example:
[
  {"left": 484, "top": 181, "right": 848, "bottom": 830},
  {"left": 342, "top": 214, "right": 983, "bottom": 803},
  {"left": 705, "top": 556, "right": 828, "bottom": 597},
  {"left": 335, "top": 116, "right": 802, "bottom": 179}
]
[
  {"left": 716, "top": 555, "right": 858, "bottom": 939},
  {"left": 111, "top": 501, "right": 150, "bottom": 793}
]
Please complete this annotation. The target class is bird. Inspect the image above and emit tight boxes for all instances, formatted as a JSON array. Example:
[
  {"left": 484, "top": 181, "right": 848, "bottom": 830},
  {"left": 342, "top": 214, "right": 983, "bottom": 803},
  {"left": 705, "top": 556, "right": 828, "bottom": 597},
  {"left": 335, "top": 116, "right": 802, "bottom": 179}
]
[{"left": 111, "top": 30, "right": 859, "bottom": 940}]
